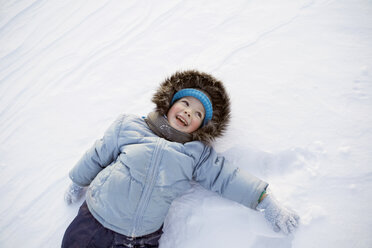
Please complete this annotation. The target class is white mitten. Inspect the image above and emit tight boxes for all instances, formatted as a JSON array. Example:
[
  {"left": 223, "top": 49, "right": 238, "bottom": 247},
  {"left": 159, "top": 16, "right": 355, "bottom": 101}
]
[
  {"left": 257, "top": 194, "right": 300, "bottom": 234},
  {"left": 64, "top": 182, "right": 85, "bottom": 205}
]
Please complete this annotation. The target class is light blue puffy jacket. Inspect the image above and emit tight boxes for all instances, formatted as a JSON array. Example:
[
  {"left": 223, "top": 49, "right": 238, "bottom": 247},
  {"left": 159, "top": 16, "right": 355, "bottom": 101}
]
[{"left": 69, "top": 114, "right": 268, "bottom": 237}]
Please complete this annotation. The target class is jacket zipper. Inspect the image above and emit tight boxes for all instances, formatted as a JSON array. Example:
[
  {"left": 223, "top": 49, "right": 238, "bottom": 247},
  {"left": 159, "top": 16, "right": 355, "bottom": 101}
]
[{"left": 131, "top": 138, "right": 165, "bottom": 237}]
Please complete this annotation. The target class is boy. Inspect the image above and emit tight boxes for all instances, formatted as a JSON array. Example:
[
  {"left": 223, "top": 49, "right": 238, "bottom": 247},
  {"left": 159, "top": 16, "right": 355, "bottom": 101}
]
[{"left": 62, "top": 70, "right": 299, "bottom": 248}]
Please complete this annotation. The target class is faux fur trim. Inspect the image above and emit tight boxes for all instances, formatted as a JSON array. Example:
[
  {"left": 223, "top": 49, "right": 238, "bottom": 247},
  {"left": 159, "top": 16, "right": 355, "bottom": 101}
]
[{"left": 151, "top": 70, "right": 231, "bottom": 145}]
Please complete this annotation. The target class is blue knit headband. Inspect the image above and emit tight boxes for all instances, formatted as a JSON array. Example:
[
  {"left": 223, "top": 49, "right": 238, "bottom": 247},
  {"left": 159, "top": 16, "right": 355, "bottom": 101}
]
[{"left": 171, "top": 88, "right": 213, "bottom": 126}]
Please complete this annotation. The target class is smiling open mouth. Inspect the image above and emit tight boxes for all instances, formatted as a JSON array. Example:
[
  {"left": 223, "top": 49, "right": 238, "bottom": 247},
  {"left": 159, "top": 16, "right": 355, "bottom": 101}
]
[{"left": 176, "top": 115, "right": 188, "bottom": 126}]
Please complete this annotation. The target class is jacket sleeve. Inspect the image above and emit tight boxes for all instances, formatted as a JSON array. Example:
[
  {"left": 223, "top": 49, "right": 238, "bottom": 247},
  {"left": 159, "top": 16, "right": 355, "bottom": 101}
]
[
  {"left": 193, "top": 146, "right": 268, "bottom": 209},
  {"left": 69, "top": 115, "right": 124, "bottom": 186}
]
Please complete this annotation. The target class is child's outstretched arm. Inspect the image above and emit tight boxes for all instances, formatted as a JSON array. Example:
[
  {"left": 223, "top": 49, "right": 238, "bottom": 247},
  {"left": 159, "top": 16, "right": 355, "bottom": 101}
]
[
  {"left": 193, "top": 146, "right": 268, "bottom": 210},
  {"left": 64, "top": 115, "right": 124, "bottom": 204},
  {"left": 257, "top": 191, "right": 300, "bottom": 234},
  {"left": 193, "top": 146, "right": 299, "bottom": 234}
]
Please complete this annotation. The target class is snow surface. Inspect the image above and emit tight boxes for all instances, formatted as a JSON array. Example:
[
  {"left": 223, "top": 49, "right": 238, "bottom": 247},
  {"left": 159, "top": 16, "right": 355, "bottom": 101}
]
[{"left": 0, "top": 0, "right": 371, "bottom": 247}]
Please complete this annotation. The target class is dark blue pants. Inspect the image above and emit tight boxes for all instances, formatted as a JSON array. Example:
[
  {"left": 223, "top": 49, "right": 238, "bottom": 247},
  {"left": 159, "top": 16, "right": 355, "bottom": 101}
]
[{"left": 62, "top": 202, "right": 163, "bottom": 248}]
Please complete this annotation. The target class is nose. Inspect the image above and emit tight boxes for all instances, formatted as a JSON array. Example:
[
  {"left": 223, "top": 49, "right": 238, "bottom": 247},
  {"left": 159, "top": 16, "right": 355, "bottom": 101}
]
[{"left": 184, "top": 110, "right": 191, "bottom": 117}]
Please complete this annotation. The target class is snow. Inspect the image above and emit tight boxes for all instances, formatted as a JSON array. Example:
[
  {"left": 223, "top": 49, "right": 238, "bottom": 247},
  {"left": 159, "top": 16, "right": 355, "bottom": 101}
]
[{"left": 0, "top": 0, "right": 371, "bottom": 247}]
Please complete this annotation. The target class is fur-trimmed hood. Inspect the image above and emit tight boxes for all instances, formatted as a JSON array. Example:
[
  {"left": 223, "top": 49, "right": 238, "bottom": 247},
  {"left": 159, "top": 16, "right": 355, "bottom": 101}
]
[{"left": 152, "top": 70, "right": 231, "bottom": 144}]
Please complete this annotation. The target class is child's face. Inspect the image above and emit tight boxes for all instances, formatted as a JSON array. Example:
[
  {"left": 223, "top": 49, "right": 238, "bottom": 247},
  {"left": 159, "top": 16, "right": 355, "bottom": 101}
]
[{"left": 167, "top": 96, "right": 205, "bottom": 133}]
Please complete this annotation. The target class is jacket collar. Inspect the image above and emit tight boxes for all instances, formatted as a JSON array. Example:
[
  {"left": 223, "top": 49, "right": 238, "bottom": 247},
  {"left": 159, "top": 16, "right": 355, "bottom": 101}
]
[{"left": 145, "top": 112, "right": 192, "bottom": 144}]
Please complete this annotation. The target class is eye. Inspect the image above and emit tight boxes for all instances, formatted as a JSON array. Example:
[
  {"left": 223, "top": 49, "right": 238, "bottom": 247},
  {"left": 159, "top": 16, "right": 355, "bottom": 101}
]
[
  {"left": 181, "top": 100, "right": 189, "bottom": 106},
  {"left": 196, "top": 112, "right": 202, "bottom": 119}
]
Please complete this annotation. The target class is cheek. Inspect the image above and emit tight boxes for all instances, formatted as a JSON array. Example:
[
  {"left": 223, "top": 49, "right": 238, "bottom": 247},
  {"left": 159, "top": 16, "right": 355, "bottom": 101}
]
[
  {"left": 191, "top": 119, "right": 202, "bottom": 130},
  {"left": 167, "top": 106, "right": 178, "bottom": 118},
  {"left": 169, "top": 104, "right": 182, "bottom": 114}
]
